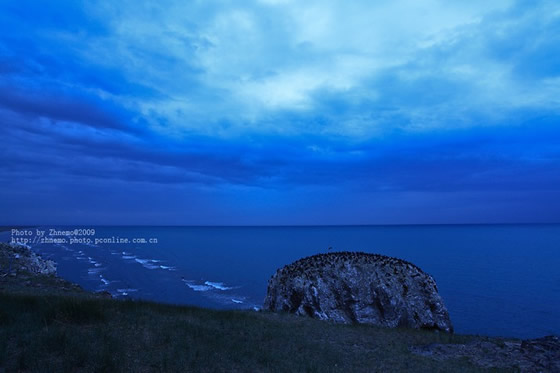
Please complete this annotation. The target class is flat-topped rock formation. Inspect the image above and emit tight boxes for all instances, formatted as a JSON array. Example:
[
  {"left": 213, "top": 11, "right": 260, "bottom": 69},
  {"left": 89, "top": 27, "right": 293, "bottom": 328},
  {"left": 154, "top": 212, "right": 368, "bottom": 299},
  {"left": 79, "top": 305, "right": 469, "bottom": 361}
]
[{"left": 264, "top": 251, "right": 453, "bottom": 333}]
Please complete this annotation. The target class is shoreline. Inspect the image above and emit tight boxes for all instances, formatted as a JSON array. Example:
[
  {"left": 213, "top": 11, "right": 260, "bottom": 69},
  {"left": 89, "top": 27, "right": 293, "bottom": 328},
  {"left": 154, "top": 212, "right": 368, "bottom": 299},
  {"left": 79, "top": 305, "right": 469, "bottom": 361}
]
[
  {"left": 1, "top": 236, "right": 558, "bottom": 338},
  {"left": 1, "top": 242, "right": 559, "bottom": 371}
]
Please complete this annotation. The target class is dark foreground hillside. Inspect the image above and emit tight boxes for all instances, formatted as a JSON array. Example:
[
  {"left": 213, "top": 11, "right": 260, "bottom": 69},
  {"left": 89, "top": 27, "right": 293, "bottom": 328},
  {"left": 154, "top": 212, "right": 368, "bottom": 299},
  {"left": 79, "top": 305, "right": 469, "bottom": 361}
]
[
  {"left": 1, "top": 243, "right": 558, "bottom": 372},
  {"left": 0, "top": 288, "right": 490, "bottom": 373}
]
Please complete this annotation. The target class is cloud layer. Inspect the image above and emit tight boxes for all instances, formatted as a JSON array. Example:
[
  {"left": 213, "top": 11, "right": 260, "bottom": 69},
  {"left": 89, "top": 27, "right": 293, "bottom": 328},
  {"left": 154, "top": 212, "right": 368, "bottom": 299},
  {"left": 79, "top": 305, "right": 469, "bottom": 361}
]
[{"left": 1, "top": 0, "right": 559, "bottom": 224}]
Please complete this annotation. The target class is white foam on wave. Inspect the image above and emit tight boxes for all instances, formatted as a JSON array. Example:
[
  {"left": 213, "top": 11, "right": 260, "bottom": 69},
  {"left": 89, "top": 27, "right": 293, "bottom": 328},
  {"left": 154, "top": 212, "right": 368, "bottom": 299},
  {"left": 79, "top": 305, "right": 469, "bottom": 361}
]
[
  {"left": 99, "top": 275, "right": 110, "bottom": 285},
  {"left": 204, "top": 281, "right": 233, "bottom": 291},
  {"left": 88, "top": 267, "right": 103, "bottom": 275},
  {"left": 115, "top": 288, "right": 138, "bottom": 296},
  {"left": 201, "top": 292, "right": 254, "bottom": 308},
  {"left": 119, "top": 252, "right": 168, "bottom": 270},
  {"left": 135, "top": 258, "right": 161, "bottom": 269},
  {"left": 183, "top": 279, "right": 235, "bottom": 292},
  {"left": 182, "top": 279, "right": 211, "bottom": 292},
  {"left": 186, "top": 283, "right": 213, "bottom": 292},
  {"left": 180, "top": 279, "right": 254, "bottom": 308}
]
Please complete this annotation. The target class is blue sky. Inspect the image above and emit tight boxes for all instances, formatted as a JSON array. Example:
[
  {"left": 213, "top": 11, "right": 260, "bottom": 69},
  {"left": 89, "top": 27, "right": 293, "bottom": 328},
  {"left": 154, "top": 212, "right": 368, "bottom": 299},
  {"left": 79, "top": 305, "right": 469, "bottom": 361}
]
[{"left": 1, "top": 0, "right": 559, "bottom": 225}]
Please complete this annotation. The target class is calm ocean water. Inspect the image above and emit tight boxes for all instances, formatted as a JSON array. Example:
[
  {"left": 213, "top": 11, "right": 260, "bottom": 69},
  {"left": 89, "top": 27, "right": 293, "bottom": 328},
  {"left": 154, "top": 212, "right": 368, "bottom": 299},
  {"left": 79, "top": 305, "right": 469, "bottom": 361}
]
[{"left": 2, "top": 225, "right": 559, "bottom": 339}]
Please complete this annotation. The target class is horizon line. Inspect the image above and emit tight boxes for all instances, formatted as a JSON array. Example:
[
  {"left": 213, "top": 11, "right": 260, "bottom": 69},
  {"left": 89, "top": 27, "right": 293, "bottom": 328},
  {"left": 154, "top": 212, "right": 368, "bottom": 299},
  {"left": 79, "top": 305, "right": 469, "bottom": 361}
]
[{"left": 2, "top": 222, "right": 559, "bottom": 229}]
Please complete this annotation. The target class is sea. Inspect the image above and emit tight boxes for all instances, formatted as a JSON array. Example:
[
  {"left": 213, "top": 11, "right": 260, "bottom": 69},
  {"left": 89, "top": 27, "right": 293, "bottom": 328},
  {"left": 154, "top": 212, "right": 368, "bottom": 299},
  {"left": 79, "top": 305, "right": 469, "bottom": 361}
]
[{"left": 1, "top": 224, "right": 559, "bottom": 339}]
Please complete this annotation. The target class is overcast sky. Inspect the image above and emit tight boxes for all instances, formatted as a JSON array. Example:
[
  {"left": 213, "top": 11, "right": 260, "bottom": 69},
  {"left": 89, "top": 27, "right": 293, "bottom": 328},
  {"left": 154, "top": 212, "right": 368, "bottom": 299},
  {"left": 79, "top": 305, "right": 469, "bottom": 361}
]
[{"left": 1, "top": 0, "right": 559, "bottom": 225}]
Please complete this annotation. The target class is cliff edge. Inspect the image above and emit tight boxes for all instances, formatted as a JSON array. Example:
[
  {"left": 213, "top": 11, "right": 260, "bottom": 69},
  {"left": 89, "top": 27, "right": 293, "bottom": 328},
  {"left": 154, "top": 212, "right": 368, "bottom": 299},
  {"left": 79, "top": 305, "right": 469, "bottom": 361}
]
[
  {"left": 0, "top": 242, "right": 56, "bottom": 276},
  {"left": 0, "top": 242, "right": 110, "bottom": 297}
]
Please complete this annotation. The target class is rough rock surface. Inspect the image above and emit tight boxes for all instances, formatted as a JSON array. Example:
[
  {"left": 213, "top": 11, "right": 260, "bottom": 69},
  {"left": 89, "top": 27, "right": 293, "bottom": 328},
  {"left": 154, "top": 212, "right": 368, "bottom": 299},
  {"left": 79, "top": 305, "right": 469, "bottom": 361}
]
[
  {"left": 264, "top": 251, "right": 453, "bottom": 332},
  {"left": 411, "top": 335, "right": 560, "bottom": 372},
  {"left": 0, "top": 242, "right": 57, "bottom": 276},
  {"left": 0, "top": 242, "right": 111, "bottom": 297}
]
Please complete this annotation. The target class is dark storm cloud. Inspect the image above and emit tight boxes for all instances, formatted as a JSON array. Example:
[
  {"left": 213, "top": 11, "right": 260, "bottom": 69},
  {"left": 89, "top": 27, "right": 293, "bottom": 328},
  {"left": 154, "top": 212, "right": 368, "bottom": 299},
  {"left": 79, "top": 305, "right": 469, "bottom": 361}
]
[
  {"left": 1, "top": 0, "right": 559, "bottom": 224},
  {"left": 0, "top": 86, "right": 140, "bottom": 133}
]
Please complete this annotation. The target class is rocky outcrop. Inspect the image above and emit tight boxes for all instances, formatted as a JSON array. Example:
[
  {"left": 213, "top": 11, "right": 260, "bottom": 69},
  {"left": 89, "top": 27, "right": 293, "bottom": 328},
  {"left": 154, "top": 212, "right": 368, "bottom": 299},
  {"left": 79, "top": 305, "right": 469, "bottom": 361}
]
[
  {"left": 411, "top": 335, "right": 560, "bottom": 372},
  {"left": 264, "top": 251, "right": 453, "bottom": 332},
  {"left": 0, "top": 242, "right": 111, "bottom": 297},
  {"left": 0, "top": 242, "right": 57, "bottom": 276}
]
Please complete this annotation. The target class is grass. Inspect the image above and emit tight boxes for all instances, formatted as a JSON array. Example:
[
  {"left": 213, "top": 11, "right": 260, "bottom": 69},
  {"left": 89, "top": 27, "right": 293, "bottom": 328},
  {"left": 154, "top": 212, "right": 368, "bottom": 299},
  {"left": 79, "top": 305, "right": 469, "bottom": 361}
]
[
  {"left": 0, "top": 241, "right": 517, "bottom": 372},
  {"left": 0, "top": 287, "right": 514, "bottom": 372}
]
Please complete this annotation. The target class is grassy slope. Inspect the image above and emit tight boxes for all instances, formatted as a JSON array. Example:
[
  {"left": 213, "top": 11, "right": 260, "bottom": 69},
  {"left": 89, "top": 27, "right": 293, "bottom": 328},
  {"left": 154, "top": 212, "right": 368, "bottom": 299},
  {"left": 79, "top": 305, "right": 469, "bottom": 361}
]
[{"left": 0, "top": 276, "right": 513, "bottom": 373}]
